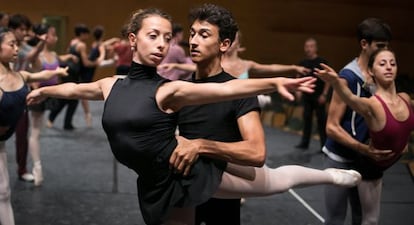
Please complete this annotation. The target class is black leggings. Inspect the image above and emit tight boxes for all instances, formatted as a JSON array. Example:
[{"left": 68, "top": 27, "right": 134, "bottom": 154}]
[{"left": 48, "top": 99, "right": 79, "bottom": 128}]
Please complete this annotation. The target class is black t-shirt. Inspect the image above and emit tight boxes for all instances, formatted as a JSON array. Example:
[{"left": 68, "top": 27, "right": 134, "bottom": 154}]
[
  {"left": 298, "top": 56, "right": 328, "bottom": 98},
  {"left": 178, "top": 71, "right": 261, "bottom": 168}
]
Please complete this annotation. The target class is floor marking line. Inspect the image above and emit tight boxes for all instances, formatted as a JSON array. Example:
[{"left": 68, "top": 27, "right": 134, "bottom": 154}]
[{"left": 288, "top": 189, "right": 325, "bottom": 223}]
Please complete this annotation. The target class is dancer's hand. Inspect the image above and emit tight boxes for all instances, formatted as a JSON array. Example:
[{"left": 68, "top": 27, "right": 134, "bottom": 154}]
[
  {"left": 276, "top": 76, "right": 316, "bottom": 101},
  {"left": 157, "top": 63, "right": 175, "bottom": 72},
  {"left": 314, "top": 63, "right": 340, "bottom": 84},
  {"left": 55, "top": 66, "right": 69, "bottom": 77},
  {"left": 26, "top": 89, "right": 47, "bottom": 105},
  {"left": 37, "top": 33, "right": 48, "bottom": 42},
  {"left": 360, "top": 142, "right": 394, "bottom": 161},
  {"left": 294, "top": 65, "right": 311, "bottom": 76},
  {"left": 170, "top": 136, "right": 200, "bottom": 176}
]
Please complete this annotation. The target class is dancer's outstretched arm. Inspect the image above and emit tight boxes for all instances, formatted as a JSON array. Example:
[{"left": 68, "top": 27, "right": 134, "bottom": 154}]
[
  {"left": 314, "top": 63, "right": 374, "bottom": 119},
  {"left": 26, "top": 77, "right": 117, "bottom": 104},
  {"left": 21, "top": 66, "right": 68, "bottom": 83},
  {"left": 157, "top": 76, "right": 316, "bottom": 113},
  {"left": 316, "top": 63, "right": 393, "bottom": 161},
  {"left": 247, "top": 60, "right": 310, "bottom": 77}
]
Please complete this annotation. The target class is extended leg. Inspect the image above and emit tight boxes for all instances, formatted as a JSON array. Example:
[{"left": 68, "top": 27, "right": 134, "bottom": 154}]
[{"left": 214, "top": 164, "right": 360, "bottom": 198}]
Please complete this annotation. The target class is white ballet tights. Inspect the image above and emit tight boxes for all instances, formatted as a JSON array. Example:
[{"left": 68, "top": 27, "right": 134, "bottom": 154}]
[
  {"left": 29, "top": 111, "right": 43, "bottom": 164},
  {"left": 0, "top": 142, "right": 15, "bottom": 225},
  {"left": 214, "top": 164, "right": 334, "bottom": 198},
  {"left": 165, "top": 164, "right": 336, "bottom": 225},
  {"left": 358, "top": 179, "right": 382, "bottom": 225}
]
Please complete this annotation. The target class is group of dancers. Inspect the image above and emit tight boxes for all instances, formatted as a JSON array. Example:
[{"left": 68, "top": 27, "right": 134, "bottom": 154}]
[{"left": 1, "top": 3, "right": 413, "bottom": 225}]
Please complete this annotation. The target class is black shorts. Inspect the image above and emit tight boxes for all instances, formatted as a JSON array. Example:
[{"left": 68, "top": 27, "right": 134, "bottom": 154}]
[{"left": 355, "top": 156, "right": 385, "bottom": 180}]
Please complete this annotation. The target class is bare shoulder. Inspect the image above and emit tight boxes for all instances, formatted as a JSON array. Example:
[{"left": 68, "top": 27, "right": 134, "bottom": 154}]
[
  {"left": 368, "top": 95, "right": 382, "bottom": 107},
  {"left": 96, "top": 77, "right": 118, "bottom": 99},
  {"left": 76, "top": 41, "right": 87, "bottom": 51},
  {"left": 367, "top": 95, "right": 388, "bottom": 121},
  {"left": 398, "top": 92, "right": 410, "bottom": 101},
  {"left": 244, "top": 59, "right": 256, "bottom": 68},
  {"left": 161, "top": 79, "right": 187, "bottom": 89},
  {"left": 18, "top": 70, "right": 30, "bottom": 82}
]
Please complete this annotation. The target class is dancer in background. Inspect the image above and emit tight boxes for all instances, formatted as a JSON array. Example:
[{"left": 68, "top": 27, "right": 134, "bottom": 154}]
[
  {"left": 316, "top": 48, "right": 414, "bottom": 225},
  {"left": 0, "top": 27, "right": 68, "bottom": 225},
  {"left": 80, "top": 25, "right": 116, "bottom": 127},
  {"left": 9, "top": 13, "right": 46, "bottom": 182},
  {"left": 27, "top": 23, "right": 78, "bottom": 186},
  {"left": 0, "top": 12, "right": 9, "bottom": 28},
  {"left": 111, "top": 26, "right": 132, "bottom": 75},
  {"left": 295, "top": 37, "right": 329, "bottom": 150},
  {"left": 47, "top": 24, "right": 103, "bottom": 130},
  {"left": 158, "top": 23, "right": 193, "bottom": 80}
]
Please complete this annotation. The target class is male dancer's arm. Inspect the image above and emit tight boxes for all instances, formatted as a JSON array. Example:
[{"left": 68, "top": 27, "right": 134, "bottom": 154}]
[
  {"left": 326, "top": 85, "right": 392, "bottom": 161},
  {"left": 171, "top": 111, "right": 265, "bottom": 176}
]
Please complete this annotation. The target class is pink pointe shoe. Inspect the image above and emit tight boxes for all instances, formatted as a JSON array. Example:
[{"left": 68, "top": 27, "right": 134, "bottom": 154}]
[
  {"left": 33, "top": 164, "right": 44, "bottom": 186},
  {"left": 325, "top": 168, "right": 361, "bottom": 187}
]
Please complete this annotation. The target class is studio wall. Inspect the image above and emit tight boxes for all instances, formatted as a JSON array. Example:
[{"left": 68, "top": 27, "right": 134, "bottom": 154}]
[{"left": 3, "top": 0, "right": 413, "bottom": 79}]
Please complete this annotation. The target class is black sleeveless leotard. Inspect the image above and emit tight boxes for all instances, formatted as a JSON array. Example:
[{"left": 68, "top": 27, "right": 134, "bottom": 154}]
[
  {"left": 102, "top": 62, "right": 223, "bottom": 225},
  {"left": 0, "top": 74, "right": 30, "bottom": 141}
]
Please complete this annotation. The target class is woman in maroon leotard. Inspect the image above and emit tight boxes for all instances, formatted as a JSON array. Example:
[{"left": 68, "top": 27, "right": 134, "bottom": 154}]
[{"left": 315, "top": 48, "right": 414, "bottom": 225}]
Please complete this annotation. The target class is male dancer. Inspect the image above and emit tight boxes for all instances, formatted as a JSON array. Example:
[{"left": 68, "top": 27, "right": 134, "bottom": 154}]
[
  {"left": 295, "top": 37, "right": 329, "bottom": 150},
  {"left": 177, "top": 4, "right": 264, "bottom": 225}
]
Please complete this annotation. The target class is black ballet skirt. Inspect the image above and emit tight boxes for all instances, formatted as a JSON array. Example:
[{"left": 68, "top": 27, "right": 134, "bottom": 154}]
[{"left": 101, "top": 62, "right": 224, "bottom": 225}]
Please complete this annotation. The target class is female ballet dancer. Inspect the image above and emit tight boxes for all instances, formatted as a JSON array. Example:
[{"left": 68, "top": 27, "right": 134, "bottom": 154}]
[
  {"left": 26, "top": 8, "right": 360, "bottom": 225},
  {"left": 315, "top": 48, "right": 414, "bottom": 225},
  {"left": 27, "top": 23, "right": 78, "bottom": 186},
  {"left": 0, "top": 27, "right": 68, "bottom": 225}
]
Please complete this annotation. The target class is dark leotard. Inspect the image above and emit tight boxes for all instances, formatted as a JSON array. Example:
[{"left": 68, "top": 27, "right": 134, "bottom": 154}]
[
  {"left": 357, "top": 94, "right": 414, "bottom": 180},
  {"left": 369, "top": 94, "right": 414, "bottom": 168},
  {"left": 102, "top": 62, "right": 223, "bottom": 225},
  {"left": 0, "top": 74, "right": 30, "bottom": 141},
  {"left": 80, "top": 44, "right": 100, "bottom": 83}
]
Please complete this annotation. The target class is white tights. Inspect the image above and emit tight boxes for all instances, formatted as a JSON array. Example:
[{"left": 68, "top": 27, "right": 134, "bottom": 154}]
[
  {"left": 358, "top": 179, "right": 382, "bottom": 225},
  {"left": 214, "top": 164, "right": 335, "bottom": 198},
  {"left": 0, "top": 142, "right": 15, "bottom": 225},
  {"left": 165, "top": 164, "right": 336, "bottom": 224},
  {"left": 29, "top": 111, "right": 43, "bottom": 164}
]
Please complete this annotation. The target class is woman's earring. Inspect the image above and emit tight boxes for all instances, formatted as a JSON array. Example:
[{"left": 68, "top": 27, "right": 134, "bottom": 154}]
[{"left": 131, "top": 46, "right": 136, "bottom": 51}]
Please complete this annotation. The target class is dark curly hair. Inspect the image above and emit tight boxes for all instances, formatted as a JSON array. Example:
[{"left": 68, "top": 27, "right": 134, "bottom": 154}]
[
  {"left": 357, "top": 18, "right": 392, "bottom": 43},
  {"left": 0, "top": 27, "right": 12, "bottom": 44},
  {"left": 189, "top": 3, "right": 239, "bottom": 44}
]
